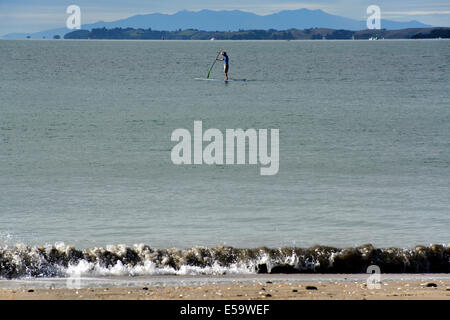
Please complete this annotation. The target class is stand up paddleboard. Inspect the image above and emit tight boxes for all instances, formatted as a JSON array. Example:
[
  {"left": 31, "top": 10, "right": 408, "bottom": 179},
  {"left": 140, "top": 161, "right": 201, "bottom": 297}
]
[{"left": 195, "top": 78, "right": 247, "bottom": 82}]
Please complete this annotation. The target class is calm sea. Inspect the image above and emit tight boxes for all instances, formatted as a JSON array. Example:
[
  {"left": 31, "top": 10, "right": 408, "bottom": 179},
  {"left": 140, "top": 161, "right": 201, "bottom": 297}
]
[{"left": 0, "top": 39, "right": 449, "bottom": 250}]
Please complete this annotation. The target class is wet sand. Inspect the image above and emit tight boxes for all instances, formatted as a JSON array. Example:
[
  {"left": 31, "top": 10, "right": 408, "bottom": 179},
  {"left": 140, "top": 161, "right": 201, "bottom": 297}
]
[{"left": 1, "top": 276, "right": 449, "bottom": 300}]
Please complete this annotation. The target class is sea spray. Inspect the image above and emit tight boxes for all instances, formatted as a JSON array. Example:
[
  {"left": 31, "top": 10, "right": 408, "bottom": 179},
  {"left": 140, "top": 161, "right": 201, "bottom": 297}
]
[{"left": 0, "top": 244, "right": 448, "bottom": 279}]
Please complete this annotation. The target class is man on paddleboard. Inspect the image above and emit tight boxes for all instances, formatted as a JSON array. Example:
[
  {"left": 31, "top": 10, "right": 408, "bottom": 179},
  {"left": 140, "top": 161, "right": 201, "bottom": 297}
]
[{"left": 216, "top": 51, "right": 229, "bottom": 80}]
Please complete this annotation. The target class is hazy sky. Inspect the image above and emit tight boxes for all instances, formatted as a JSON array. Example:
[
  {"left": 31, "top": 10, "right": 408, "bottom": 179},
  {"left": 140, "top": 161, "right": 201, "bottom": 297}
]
[{"left": 1, "top": 0, "right": 449, "bottom": 35}]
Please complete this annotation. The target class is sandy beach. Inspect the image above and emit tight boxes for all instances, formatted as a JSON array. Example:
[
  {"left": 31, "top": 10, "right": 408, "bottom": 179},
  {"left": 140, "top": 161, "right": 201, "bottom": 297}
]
[{"left": 1, "top": 275, "right": 449, "bottom": 300}]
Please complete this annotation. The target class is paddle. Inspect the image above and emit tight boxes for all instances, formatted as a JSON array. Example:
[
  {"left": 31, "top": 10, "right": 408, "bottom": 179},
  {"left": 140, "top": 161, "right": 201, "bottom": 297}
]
[{"left": 207, "top": 51, "right": 221, "bottom": 79}]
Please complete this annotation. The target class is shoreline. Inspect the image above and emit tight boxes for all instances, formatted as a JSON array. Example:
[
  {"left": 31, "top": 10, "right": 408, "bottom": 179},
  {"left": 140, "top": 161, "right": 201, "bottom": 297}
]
[{"left": 1, "top": 274, "right": 449, "bottom": 300}]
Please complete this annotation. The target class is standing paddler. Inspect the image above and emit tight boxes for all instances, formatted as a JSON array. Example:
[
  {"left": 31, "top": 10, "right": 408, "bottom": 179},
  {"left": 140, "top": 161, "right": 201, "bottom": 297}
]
[{"left": 216, "top": 51, "right": 229, "bottom": 81}]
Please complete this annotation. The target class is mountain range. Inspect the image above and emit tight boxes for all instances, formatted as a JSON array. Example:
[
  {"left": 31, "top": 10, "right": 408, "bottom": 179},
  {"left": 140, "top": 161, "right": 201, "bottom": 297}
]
[{"left": 2, "top": 9, "right": 432, "bottom": 39}]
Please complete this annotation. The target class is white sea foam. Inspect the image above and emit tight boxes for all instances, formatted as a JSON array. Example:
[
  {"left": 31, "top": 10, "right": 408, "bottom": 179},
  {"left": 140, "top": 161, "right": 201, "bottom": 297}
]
[{"left": 0, "top": 243, "right": 448, "bottom": 279}]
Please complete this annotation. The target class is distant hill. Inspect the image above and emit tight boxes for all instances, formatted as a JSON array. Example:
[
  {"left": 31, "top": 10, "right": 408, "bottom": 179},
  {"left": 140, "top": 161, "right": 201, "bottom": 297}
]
[
  {"left": 2, "top": 9, "right": 432, "bottom": 39},
  {"left": 63, "top": 27, "right": 450, "bottom": 40}
]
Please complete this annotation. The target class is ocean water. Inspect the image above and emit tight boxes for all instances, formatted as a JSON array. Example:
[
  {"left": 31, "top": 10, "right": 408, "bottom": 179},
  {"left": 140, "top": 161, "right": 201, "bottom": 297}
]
[{"left": 0, "top": 40, "right": 449, "bottom": 256}]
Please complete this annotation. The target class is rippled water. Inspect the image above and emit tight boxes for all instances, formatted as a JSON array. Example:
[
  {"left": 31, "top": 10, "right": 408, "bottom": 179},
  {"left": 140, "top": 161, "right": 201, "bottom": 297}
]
[{"left": 0, "top": 39, "right": 449, "bottom": 249}]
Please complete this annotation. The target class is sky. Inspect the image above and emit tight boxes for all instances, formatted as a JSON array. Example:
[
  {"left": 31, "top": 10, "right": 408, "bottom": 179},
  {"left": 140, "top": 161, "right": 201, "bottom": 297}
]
[{"left": 1, "top": 0, "right": 449, "bottom": 35}]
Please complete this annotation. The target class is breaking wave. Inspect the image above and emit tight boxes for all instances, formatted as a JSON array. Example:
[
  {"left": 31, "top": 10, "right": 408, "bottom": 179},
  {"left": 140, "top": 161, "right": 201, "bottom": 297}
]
[{"left": 0, "top": 243, "right": 448, "bottom": 279}]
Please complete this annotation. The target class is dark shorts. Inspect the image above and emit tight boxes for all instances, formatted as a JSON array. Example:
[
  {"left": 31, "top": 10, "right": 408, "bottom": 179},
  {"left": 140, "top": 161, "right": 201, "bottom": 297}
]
[{"left": 224, "top": 64, "right": 229, "bottom": 73}]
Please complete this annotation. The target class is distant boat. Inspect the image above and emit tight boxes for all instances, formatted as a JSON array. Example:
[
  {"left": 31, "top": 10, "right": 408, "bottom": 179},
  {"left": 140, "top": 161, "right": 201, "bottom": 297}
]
[{"left": 210, "top": 37, "right": 215, "bottom": 41}]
